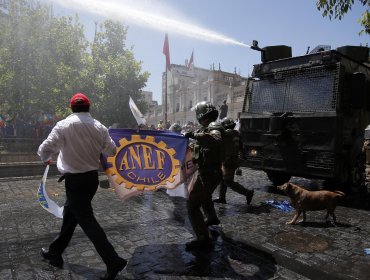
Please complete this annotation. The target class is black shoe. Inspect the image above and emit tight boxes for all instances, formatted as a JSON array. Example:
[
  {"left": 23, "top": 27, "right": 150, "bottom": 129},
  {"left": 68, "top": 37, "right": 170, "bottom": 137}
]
[
  {"left": 100, "top": 257, "right": 127, "bottom": 280},
  {"left": 185, "top": 238, "right": 213, "bottom": 251},
  {"left": 246, "top": 190, "right": 254, "bottom": 205},
  {"left": 205, "top": 218, "right": 220, "bottom": 226},
  {"left": 213, "top": 197, "right": 226, "bottom": 204},
  {"left": 40, "top": 248, "right": 64, "bottom": 268}
]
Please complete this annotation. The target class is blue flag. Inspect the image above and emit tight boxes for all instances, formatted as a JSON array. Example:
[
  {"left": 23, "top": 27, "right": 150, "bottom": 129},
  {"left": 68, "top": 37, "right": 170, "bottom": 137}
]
[{"left": 101, "top": 129, "right": 189, "bottom": 200}]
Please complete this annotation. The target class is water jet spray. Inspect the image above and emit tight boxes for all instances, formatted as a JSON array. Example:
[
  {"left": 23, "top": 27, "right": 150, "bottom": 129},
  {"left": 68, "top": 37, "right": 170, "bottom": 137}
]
[{"left": 49, "top": 0, "right": 249, "bottom": 48}]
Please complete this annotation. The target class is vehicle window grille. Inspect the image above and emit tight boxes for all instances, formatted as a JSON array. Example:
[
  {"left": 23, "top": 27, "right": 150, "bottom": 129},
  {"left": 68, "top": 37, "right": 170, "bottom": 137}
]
[
  {"left": 306, "top": 151, "right": 335, "bottom": 171},
  {"left": 246, "top": 64, "right": 340, "bottom": 113}
]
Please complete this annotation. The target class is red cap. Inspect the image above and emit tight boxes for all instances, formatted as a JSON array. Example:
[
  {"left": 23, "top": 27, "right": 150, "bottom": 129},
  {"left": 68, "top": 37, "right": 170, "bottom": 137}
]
[{"left": 70, "top": 93, "right": 90, "bottom": 107}]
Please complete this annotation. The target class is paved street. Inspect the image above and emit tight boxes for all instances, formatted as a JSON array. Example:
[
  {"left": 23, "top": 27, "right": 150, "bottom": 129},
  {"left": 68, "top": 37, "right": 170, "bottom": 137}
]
[{"left": 0, "top": 168, "right": 369, "bottom": 280}]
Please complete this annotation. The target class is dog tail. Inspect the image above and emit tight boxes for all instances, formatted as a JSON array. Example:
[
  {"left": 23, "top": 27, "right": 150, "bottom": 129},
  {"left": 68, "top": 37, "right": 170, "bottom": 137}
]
[{"left": 334, "top": 190, "right": 345, "bottom": 197}]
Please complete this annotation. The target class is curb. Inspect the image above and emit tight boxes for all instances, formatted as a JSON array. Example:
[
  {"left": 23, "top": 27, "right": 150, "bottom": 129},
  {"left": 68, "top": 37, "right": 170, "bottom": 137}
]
[
  {"left": 0, "top": 162, "right": 59, "bottom": 178},
  {"left": 222, "top": 231, "right": 348, "bottom": 280}
]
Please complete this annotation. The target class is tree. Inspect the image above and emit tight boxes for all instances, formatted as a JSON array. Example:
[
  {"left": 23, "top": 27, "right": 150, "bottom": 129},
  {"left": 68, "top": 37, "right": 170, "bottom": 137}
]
[
  {"left": 43, "top": 15, "right": 88, "bottom": 117},
  {"left": 316, "top": 0, "right": 370, "bottom": 35},
  {"left": 0, "top": 0, "right": 149, "bottom": 129},
  {"left": 88, "top": 20, "right": 149, "bottom": 127},
  {"left": 0, "top": 0, "right": 88, "bottom": 119}
]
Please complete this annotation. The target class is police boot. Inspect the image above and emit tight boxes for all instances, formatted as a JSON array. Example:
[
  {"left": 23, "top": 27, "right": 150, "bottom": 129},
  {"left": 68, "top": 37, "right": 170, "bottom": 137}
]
[
  {"left": 205, "top": 217, "right": 220, "bottom": 226},
  {"left": 213, "top": 197, "right": 226, "bottom": 204},
  {"left": 185, "top": 237, "right": 213, "bottom": 251},
  {"left": 246, "top": 189, "right": 254, "bottom": 205},
  {"left": 213, "top": 182, "right": 227, "bottom": 204}
]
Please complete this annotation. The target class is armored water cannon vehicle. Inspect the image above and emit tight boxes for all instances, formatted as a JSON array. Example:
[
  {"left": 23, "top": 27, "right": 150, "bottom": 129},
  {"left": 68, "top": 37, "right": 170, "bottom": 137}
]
[{"left": 240, "top": 42, "right": 370, "bottom": 191}]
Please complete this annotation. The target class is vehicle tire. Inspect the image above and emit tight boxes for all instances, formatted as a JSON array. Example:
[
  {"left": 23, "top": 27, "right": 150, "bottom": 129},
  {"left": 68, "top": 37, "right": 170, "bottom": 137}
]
[{"left": 266, "top": 172, "right": 291, "bottom": 186}]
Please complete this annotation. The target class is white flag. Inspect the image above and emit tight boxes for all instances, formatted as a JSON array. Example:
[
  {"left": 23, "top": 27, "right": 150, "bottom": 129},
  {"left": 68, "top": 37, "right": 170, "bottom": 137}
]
[
  {"left": 129, "top": 96, "right": 146, "bottom": 125},
  {"left": 37, "top": 165, "right": 64, "bottom": 218},
  {"left": 234, "top": 119, "right": 240, "bottom": 131}
]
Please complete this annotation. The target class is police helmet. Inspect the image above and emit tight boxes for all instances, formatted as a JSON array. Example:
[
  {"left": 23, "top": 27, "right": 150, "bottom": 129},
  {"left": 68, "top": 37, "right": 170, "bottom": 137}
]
[
  {"left": 194, "top": 101, "right": 218, "bottom": 123},
  {"left": 221, "top": 117, "right": 236, "bottom": 130},
  {"left": 209, "top": 121, "right": 225, "bottom": 131},
  {"left": 169, "top": 123, "right": 182, "bottom": 133}
]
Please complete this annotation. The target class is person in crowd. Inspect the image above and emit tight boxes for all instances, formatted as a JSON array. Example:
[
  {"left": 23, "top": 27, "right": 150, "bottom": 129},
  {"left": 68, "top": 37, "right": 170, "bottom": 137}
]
[
  {"left": 214, "top": 117, "right": 254, "bottom": 205},
  {"left": 0, "top": 114, "right": 5, "bottom": 137},
  {"left": 157, "top": 120, "right": 164, "bottom": 130},
  {"left": 14, "top": 117, "right": 26, "bottom": 140},
  {"left": 165, "top": 120, "right": 171, "bottom": 130},
  {"left": 37, "top": 92, "right": 127, "bottom": 280},
  {"left": 184, "top": 101, "right": 224, "bottom": 251},
  {"left": 219, "top": 100, "right": 228, "bottom": 120},
  {"left": 138, "top": 123, "right": 148, "bottom": 129},
  {"left": 4, "top": 121, "right": 14, "bottom": 137}
]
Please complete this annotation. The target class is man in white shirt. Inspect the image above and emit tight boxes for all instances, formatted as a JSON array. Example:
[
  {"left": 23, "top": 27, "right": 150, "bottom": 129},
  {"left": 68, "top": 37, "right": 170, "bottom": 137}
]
[{"left": 38, "top": 93, "right": 126, "bottom": 280}]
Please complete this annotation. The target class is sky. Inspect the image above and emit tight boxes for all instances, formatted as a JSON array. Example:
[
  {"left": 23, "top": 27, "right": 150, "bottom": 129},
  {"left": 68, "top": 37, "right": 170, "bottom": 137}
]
[{"left": 44, "top": 0, "right": 369, "bottom": 104}]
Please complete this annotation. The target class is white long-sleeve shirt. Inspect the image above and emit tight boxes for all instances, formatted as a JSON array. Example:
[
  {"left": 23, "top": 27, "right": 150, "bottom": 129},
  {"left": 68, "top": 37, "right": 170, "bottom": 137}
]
[{"left": 37, "top": 112, "right": 116, "bottom": 174}]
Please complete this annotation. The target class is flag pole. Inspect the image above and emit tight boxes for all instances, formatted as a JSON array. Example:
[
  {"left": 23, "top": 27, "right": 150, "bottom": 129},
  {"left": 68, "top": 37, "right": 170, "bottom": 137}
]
[
  {"left": 165, "top": 66, "right": 168, "bottom": 124},
  {"left": 163, "top": 33, "right": 171, "bottom": 124}
]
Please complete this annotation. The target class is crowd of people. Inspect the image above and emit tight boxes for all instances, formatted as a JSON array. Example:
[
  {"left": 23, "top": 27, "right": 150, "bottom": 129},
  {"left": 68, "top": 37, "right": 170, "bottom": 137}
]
[
  {"left": 0, "top": 112, "right": 58, "bottom": 139},
  {"left": 137, "top": 119, "right": 201, "bottom": 134},
  {"left": 0, "top": 112, "right": 221, "bottom": 140}
]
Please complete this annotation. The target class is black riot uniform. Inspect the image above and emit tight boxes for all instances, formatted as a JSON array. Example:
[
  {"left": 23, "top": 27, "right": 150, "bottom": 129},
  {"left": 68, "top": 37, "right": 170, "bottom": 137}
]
[
  {"left": 184, "top": 101, "right": 224, "bottom": 251},
  {"left": 214, "top": 117, "right": 254, "bottom": 205}
]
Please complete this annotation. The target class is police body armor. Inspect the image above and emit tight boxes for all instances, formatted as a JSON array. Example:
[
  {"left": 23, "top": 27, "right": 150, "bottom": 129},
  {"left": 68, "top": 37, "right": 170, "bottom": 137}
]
[
  {"left": 223, "top": 129, "right": 241, "bottom": 168},
  {"left": 189, "top": 123, "right": 224, "bottom": 171}
]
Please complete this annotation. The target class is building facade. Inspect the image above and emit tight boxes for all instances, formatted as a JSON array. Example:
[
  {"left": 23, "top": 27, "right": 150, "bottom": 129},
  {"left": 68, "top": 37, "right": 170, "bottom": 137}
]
[{"left": 145, "top": 63, "right": 247, "bottom": 126}]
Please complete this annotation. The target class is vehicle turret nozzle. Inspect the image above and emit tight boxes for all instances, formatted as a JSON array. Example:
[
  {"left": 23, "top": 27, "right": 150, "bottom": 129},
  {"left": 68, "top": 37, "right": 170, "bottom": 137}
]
[{"left": 250, "top": 40, "right": 263, "bottom": 52}]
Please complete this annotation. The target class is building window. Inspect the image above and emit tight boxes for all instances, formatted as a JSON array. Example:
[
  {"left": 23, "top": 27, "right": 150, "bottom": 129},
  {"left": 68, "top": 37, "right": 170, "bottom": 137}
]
[
  {"left": 176, "top": 103, "right": 180, "bottom": 112},
  {"left": 189, "top": 100, "right": 192, "bottom": 110}
]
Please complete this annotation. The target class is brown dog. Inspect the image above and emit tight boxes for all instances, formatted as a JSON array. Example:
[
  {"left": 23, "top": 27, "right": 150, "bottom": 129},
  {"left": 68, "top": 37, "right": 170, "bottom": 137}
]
[{"left": 277, "top": 182, "right": 345, "bottom": 225}]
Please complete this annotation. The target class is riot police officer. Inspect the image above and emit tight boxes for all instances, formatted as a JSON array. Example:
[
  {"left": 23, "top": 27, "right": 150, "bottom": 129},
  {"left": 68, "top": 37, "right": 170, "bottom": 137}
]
[
  {"left": 214, "top": 117, "right": 254, "bottom": 204},
  {"left": 169, "top": 123, "right": 182, "bottom": 134},
  {"left": 363, "top": 125, "right": 370, "bottom": 193},
  {"left": 184, "top": 101, "right": 224, "bottom": 251}
]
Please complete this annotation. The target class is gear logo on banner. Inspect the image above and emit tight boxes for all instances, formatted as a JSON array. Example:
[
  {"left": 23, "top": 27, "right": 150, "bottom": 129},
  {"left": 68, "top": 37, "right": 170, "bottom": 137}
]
[{"left": 106, "top": 135, "right": 180, "bottom": 191}]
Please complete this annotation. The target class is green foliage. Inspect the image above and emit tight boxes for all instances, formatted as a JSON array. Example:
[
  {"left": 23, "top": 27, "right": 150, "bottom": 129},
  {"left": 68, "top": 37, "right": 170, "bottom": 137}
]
[
  {"left": 87, "top": 20, "right": 150, "bottom": 127},
  {"left": 0, "top": 0, "right": 149, "bottom": 128},
  {"left": 316, "top": 0, "right": 370, "bottom": 35}
]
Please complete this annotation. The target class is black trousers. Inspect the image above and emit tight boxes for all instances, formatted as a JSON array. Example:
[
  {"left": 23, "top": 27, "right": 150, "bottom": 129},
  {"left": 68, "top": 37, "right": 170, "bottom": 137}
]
[
  {"left": 187, "top": 170, "right": 222, "bottom": 240},
  {"left": 48, "top": 171, "right": 119, "bottom": 265},
  {"left": 218, "top": 164, "right": 252, "bottom": 199}
]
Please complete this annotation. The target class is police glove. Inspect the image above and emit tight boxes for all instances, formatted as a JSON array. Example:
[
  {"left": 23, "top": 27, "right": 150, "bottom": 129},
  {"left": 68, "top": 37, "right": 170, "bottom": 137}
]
[{"left": 184, "top": 131, "right": 195, "bottom": 139}]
